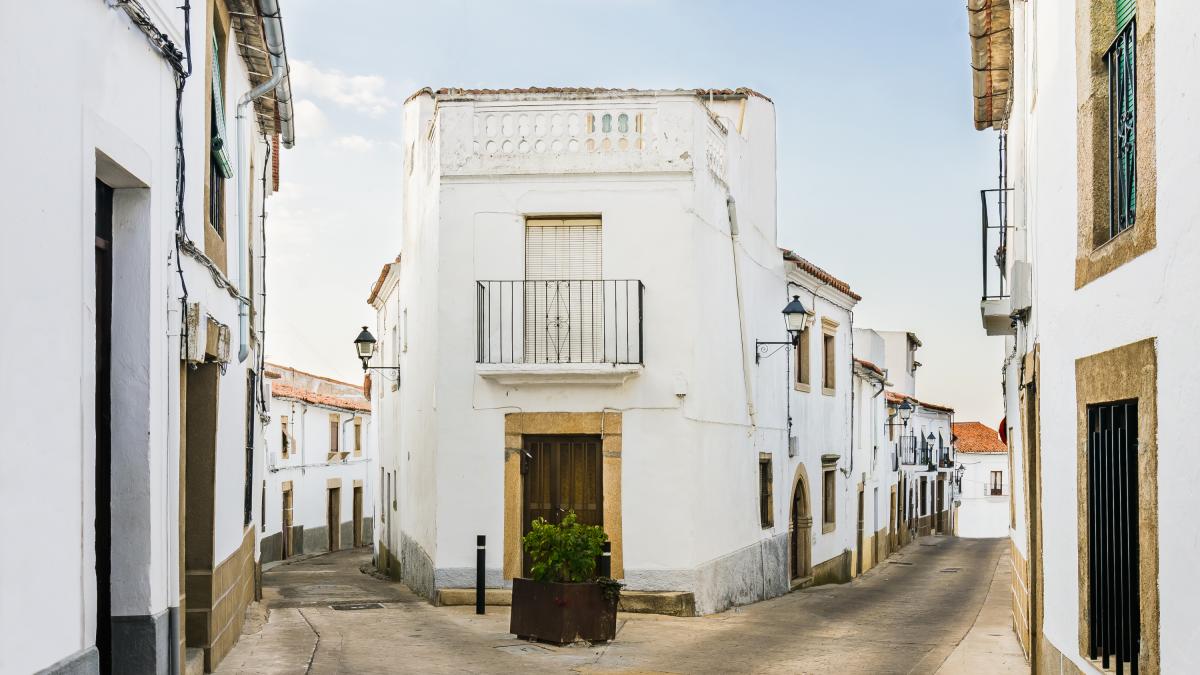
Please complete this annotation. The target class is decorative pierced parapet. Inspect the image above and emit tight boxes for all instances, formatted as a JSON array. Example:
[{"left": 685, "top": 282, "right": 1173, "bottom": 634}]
[
  {"left": 705, "top": 125, "right": 728, "bottom": 186},
  {"left": 439, "top": 102, "right": 706, "bottom": 176}
]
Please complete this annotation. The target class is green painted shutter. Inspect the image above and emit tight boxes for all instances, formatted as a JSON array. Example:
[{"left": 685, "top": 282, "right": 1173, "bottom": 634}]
[
  {"left": 210, "top": 33, "right": 234, "bottom": 179},
  {"left": 1116, "top": 0, "right": 1136, "bottom": 30}
]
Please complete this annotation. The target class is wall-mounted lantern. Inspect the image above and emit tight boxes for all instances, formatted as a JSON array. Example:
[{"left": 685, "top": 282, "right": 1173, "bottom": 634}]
[{"left": 353, "top": 326, "right": 400, "bottom": 372}]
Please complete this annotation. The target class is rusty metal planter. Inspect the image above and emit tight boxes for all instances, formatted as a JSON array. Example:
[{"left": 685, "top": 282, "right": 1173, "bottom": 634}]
[{"left": 509, "top": 578, "right": 617, "bottom": 644}]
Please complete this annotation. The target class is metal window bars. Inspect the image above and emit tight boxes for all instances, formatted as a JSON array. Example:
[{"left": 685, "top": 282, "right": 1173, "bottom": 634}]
[
  {"left": 1107, "top": 21, "right": 1137, "bottom": 240},
  {"left": 1087, "top": 400, "right": 1140, "bottom": 674},
  {"left": 476, "top": 280, "right": 644, "bottom": 365}
]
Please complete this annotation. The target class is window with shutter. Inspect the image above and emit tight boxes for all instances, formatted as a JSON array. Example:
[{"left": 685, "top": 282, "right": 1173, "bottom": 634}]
[
  {"left": 759, "top": 455, "right": 774, "bottom": 528},
  {"left": 523, "top": 218, "right": 603, "bottom": 363},
  {"left": 1106, "top": 2, "right": 1137, "bottom": 240},
  {"left": 210, "top": 32, "right": 234, "bottom": 180}
]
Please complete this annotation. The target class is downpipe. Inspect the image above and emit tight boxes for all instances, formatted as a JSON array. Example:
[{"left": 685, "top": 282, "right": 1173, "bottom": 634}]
[{"left": 235, "top": 0, "right": 291, "bottom": 362}]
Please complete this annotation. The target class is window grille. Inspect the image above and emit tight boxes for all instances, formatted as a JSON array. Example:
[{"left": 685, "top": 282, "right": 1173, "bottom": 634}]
[
  {"left": 1087, "top": 400, "right": 1140, "bottom": 673},
  {"left": 1107, "top": 20, "right": 1137, "bottom": 240},
  {"left": 759, "top": 456, "right": 774, "bottom": 528}
]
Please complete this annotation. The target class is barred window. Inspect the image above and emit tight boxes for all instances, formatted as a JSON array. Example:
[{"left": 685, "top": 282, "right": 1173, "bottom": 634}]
[{"left": 1106, "top": 14, "right": 1137, "bottom": 240}]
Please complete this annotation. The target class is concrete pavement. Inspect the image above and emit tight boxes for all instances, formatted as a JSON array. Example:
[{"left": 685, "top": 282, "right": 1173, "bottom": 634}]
[{"left": 218, "top": 537, "right": 1027, "bottom": 674}]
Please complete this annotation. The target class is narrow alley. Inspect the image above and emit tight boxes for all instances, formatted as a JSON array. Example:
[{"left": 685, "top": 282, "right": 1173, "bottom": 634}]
[{"left": 217, "top": 538, "right": 1024, "bottom": 674}]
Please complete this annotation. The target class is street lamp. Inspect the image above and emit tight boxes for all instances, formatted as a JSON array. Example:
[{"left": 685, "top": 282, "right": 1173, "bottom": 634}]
[
  {"left": 756, "top": 296, "right": 811, "bottom": 363},
  {"left": 353, "top": 326, "right": 400, "bottom": 372},
  {"left": 887, "top": 399, "right": 914, "bottom": 433}
]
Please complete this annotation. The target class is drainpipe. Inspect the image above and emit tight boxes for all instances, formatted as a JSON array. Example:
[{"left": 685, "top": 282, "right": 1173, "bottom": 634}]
[
  {"left": 235, "top": 0, "right": 294, "bottom": 362},
  {"left": 726, "top": 196, "right": 757, "bottom": 426}
]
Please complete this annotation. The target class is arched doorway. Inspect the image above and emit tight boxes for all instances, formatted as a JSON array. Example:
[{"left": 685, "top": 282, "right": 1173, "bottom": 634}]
[{"left": 790, "top": 468, "right": 812, "bottom": 582}]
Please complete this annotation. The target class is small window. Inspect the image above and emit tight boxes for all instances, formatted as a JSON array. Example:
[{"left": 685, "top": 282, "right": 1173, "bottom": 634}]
[
  {"left": 354, "top": 417, "right": 363, "bottom": 456},
  {"left": 391, "top": 472, "right": 397, "bottom": 510},
  {"left": 380, "top": 468, "right": 386, "bottom": 523},
  {"left": 990, "top": 470, "right": 1004, "bottom": 496},
  {"left": 758, "top": 455, "right": 773, "bottom": 528},
  {"left": 822, "top": 333, "right": 836, "bottom": 392},
  {"left": 822, "top": 469, "right": 836, "bottom": 529},
  {"left": 795, "top": 326, "right": 811, "bottom": 388},
  {"left": 329, "top": 414, "right": 340, "bottom": 453},
  {"left": 280, "top": 416, "right": 290, "bottom": 459},
  {"left": 1105, "top": 9, "right": 1137, "bottom": 241}
]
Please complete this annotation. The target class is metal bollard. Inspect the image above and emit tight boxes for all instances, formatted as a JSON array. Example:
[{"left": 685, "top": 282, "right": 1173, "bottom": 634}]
[
  {"left": 476, "top": 535, "right": 485, "bottom": 615},
  {"left": 597, "top": 540, "right": 611, "bottom": 578}
]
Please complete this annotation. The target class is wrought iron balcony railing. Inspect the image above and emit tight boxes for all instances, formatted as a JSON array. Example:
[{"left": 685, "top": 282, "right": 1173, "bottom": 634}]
[{"left": 476, "top": 279, "right": 644, "bottom": 365}]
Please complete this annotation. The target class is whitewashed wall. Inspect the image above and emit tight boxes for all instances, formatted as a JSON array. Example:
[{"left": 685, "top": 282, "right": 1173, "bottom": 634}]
[
  {"left": 956, "top": 452, "right": 1008, "bottom": 538},
  {"left": 1000, "top": 2, "right": 1200, "bottom": 671},
  {"left": 0, "top": 2, "right": 275, "bottom": 671}
]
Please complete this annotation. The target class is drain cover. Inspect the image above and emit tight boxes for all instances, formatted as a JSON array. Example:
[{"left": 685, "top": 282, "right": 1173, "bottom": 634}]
[
  {"left": 331, "top": 602, "right": 383, "bottom": 611},
  {"left": 940, "top": 568, "right": 961, "bottom": 573},
  {"left": 890, "top": 561, "right": 914, "bottom": 566}
]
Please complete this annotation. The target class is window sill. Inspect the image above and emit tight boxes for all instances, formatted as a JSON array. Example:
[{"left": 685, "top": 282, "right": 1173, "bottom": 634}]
[
  {"left": 822, "top": 522, "right": 836, "bottom": 534},
  {"left": 822, "top": 387, "right": 836, "bottom": 397},
  {"left": 794, "top": 382, "right": 811, "bottom": 393}
]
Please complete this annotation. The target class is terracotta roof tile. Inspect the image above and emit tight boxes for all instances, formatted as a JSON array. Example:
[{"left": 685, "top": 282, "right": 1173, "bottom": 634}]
[
  {"left": 952, "top": 421, "right": 1007, "bottom": 453},
  {"left": 270, "top": 382, "right": 370, "bottom": 413},
  {"left": 884, "top": 390, "right": 954, "bottom": 414},
  {"left": 854, "top": 358, "right": 885, "bottom": 377},
  {"left": 366, "top": 255, "right": 400, "bottom": 305},
  {"left": 780, "top": 249, "right": 862, "bottom": 301}
]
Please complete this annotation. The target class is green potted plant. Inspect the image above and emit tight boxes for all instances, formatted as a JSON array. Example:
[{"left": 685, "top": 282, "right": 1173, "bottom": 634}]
[{"left": 509, "top": 512, "right": 621, "bottom": 644}]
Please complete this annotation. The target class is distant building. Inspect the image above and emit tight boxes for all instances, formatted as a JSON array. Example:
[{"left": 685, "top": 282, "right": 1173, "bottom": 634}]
[
  {"left": 952, "top": 422, "right": 1008, "bottom": 538},
  {"left": 261, "top": 365, "right": 373, "bottom": 564}
]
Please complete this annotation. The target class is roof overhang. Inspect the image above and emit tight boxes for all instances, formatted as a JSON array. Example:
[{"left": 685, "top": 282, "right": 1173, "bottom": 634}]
[{"left": 968, "top": 0, "right": 1014, "bottom": 130}]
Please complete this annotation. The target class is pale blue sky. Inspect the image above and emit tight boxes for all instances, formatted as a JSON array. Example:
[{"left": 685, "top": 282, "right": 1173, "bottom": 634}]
[{"left": 266, "top": 0, "right": 1005, "bottom": 424}]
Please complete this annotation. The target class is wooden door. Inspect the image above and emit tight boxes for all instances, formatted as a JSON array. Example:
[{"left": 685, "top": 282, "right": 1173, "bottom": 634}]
[
  {"left": 327, "top": 487, "right": 341, "bottom": 551},
  {"left": 790, "top": 481, "right": 811, "bottom": 581},
  {"left": 856, "top": 489, "right": 864, "bottom": 575},
  {"left": 353, "top": 486, "right": 363, "bottom": 547},
  {"left": 282, "top": 488, "right": 293, "bottom": 558},
  {"left": 522, "top": 435, "right": 603, "bottom": 575}
]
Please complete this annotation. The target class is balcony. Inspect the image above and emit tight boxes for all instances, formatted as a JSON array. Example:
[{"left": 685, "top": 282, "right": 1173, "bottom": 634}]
[
  {"left": 979, "top": 185, "right": 1015, "bottom": 336},
  {"left": 476, "top": 279, "right": 644, "bottom": 385},
  {"left": 897, "top": 432, "right": 931, "bottom": 466}
]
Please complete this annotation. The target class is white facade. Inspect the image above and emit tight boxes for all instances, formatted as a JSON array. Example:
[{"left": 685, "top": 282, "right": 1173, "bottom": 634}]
[
  {"left": 956, "top": 451, "right": 1009, "bottom": 539},
  {"left": 969, "top": 0, "right": 1200, "bottom": 670},
  {"left": 0, "top": 2, "right": 293, "bottom": 672},
  {"left": 261, "top": 365, "right": 374, "bottom": 563},
  {"left": 369, "top": 87, "right": 882, "bottom": 615}
]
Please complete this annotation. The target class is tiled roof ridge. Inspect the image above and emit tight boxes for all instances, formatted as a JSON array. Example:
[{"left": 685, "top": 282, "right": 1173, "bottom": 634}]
[
  {"left": 270, "top": 382, "right": 370, "bottom": 413},
  {"left": 780, "top": 249, "right": 862, "bottom": 301},
  {"left": 853, "top": 357, "right": 885, "bottom": 377},
  {"left": 952, "top": 421, "right": 1007, "bottom": 453},
  {"left": 265, "top": 362, "right": 365, "bottom": 392},
  {"left": 405, "top": 86, "right": 772, "bottom": 105},
  {"left": 884, "top": 390, "right": 955, "bottom": 414}
]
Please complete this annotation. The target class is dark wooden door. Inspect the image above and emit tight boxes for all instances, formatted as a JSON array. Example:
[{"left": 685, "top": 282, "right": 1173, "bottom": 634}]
[
  {"left": 522, "top": 435, "right": 602, "bottom": 575},
  {"left": 327, "top": 487, "right": 341, "bottom": 551},
  {"left": 282, "top": 488, "right": 293, "bottom": 558},
  {"left": 353, "top": 486, "right": 364, "bottom": 547}
]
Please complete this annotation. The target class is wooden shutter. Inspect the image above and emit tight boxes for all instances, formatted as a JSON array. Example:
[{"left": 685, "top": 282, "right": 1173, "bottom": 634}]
[
  {"left": 523, "top": 218, "right": 603, "bottom": 363},
  {"left": 1115, "top": 0, "right": 1135, "bottom": 30},
  {"left": 210, "top": 33, "right": 234, "bottom": 179},
  {"left": 524, "top": 218, "right": 602, "bottom": 280}
]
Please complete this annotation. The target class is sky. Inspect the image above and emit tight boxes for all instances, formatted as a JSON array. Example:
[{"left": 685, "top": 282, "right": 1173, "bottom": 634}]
[{"left": 264, "top": 0, "right": 1006, "bottom": 425}]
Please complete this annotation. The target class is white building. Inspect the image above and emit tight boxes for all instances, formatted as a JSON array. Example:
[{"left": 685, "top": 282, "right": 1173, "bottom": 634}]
[
  {"left": 366, "top": 86, "right": 875, "bottom": 615},
  {"left": 0, "top": 1, "right": 294, "bottom": 672},
  {"left": 952, "top": 422, "right": 1009, "bottom": 539},
  {"left": 968, "top": 0, "right": 1198, "bottom": 670},
  {"left": 855, "top": 329, "right": 959, "bottom": 550},
  {"left": 261, "top": 365, "right": 373, "bottom": 563}
]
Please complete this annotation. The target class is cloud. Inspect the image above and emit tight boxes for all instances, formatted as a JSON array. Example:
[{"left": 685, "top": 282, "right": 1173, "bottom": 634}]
[
  {"left": 292, "top": 99, "right": 328, "bottom": 139},
  {"left": 290, "top": 60, "right": 397, "bottom": 117},
  {"left": 333, "top": 135, "right": 375, "bottom": 152}
]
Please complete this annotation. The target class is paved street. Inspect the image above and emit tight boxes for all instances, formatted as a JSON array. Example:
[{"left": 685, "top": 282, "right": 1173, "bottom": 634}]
[{"left": 218, "top": 537, "right": 1025, "bottom": 674}]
